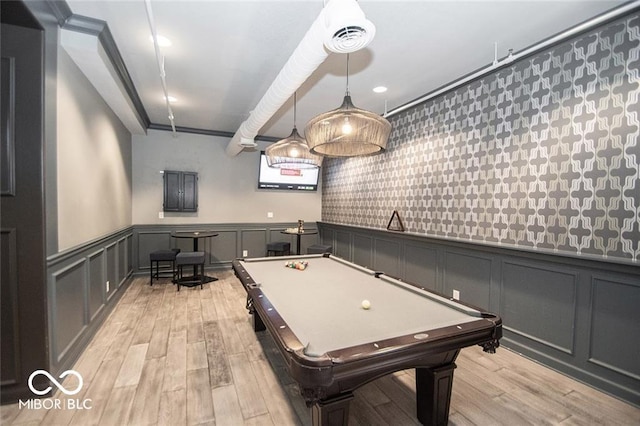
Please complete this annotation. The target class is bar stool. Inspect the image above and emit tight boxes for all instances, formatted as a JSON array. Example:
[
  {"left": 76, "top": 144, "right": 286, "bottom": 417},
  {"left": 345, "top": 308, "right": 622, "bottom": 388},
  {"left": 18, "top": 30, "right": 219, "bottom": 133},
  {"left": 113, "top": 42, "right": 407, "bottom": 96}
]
[
  {"left": 267, "top": 241, "right": 291, "bottom": 256},
  {"left": 149, "top": 249, "right": 180, "bottom": 285},
  {"left": 175, "top": 251, "right": 205, "bottom": 291}
]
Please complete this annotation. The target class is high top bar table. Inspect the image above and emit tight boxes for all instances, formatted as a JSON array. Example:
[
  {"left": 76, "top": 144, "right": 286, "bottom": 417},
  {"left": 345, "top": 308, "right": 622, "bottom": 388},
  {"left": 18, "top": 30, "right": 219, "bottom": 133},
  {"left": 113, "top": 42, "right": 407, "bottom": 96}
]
[{"left": 280, "top": 229, "right": 318, "bottom": 255}]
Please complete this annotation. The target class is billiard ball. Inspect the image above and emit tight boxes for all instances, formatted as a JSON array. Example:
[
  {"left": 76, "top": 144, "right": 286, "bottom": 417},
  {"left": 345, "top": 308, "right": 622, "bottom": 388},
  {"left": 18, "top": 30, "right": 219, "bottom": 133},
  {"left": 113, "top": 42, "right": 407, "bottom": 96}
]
[{"left": 361, "top": 300, "right": 371, "bottom": 310}]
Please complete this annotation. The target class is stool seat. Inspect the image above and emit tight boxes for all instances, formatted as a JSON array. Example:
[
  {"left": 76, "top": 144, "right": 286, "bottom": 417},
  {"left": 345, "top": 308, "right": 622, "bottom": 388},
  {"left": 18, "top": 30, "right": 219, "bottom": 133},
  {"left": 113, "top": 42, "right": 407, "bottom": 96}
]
[
  {"left": 150, "top": 250, "right": 178, "bottom": 261},
  {"left": 149, "top": 249, "right": 180, "bottom": 285},
  {"left": 267, "top": 242, "right": 291, "bottom": 256},
  {"left": 307, "top": 244, "right": 332, "bottom": 254},
  {"left": 176, "top": 251, "right": 205, "bottom": 265},
  {"left": 175, "top": 251, "right": 206, "bottom": 291}
]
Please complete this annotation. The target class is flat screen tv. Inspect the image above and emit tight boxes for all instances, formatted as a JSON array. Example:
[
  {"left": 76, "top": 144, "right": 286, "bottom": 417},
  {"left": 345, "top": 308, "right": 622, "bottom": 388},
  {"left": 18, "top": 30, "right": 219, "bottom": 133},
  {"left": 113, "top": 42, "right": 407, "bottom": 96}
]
[{"left": 257, "top": 151, "right": 319, "bottom": 191}]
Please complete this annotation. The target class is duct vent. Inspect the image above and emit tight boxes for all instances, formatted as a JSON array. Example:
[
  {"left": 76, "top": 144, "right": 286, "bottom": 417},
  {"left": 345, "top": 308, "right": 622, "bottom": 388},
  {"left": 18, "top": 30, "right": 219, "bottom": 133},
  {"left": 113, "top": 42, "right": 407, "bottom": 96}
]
[
  {"left": 326, "top": 25, "right": 373, "bottom": 53},
  {"left": 323, "top": 0, "right": 376, "bottom": 53},
  {"left": 239, "top": 137, "right": 257, "bottom": 148}
]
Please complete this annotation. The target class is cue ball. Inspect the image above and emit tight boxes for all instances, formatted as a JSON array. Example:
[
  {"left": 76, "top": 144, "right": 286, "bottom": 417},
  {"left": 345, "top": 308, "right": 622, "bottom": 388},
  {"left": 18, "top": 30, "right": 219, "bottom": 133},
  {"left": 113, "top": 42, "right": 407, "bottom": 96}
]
[{"left": 361, "top": 300, "right": 371, "bottom": 310}]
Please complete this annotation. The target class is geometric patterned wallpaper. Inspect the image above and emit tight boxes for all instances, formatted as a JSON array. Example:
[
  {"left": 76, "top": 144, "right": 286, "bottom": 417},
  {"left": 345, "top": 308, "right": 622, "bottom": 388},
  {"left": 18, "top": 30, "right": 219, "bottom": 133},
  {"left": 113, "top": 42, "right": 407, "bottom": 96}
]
[{"left": 322, "top": 12, "right": 640, "bottom": 264}]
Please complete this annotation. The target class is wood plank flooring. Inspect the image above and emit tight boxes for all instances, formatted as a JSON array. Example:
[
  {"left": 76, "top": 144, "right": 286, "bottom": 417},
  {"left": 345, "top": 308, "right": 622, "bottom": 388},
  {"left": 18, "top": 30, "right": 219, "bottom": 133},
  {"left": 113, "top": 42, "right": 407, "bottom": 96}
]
[{"left": 2, "top": 272, "right": 639, "bottom": 425}]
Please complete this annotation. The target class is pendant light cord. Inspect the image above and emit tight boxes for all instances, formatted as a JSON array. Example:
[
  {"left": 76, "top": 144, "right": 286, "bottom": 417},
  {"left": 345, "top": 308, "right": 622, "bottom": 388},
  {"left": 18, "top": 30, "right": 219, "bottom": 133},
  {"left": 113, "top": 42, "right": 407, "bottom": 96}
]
[
  {"left": 345, "top": 53, "right": 350, "bottom": 96},
  {"left": 293, "top": 92, "right": 297, "bottom": 129}
]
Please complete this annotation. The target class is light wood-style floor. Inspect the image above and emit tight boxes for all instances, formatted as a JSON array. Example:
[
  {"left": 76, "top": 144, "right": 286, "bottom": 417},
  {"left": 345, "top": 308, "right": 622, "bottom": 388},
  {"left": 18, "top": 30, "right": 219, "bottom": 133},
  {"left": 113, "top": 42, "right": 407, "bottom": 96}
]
[{"left": 2, "top": 271, "right": 639, "bottom": 426}]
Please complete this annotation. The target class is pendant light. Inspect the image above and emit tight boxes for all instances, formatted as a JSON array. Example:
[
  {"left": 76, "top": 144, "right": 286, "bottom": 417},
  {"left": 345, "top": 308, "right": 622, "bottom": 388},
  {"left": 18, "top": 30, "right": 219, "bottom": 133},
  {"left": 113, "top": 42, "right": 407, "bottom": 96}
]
[
  {"left": 265, "top": 92, "right": 323, "bottom": 169},
  {"left": 305, "top": 54, "right": 391, "bottom": 157}
]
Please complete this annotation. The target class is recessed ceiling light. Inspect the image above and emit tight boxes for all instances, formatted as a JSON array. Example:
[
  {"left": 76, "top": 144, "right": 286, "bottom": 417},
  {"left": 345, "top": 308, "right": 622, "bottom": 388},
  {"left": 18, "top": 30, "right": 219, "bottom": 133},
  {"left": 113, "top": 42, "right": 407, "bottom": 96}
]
[
  {"left": 373, "top": 86, "right": 387, "bottom": 93},
  {"left": 149, "top": 35, "right": 172, "bottom": 47},
  {"left": 164, "top": 95, "right": 177, "bottom": 103}
]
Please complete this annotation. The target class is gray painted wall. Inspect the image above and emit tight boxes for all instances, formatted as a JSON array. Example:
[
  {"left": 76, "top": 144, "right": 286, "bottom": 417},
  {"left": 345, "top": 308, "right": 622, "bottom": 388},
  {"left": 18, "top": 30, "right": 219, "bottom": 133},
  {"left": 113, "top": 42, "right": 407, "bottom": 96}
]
[
  {"left": 56, "top": 48, "right": 132, "bottom": 251},
  {"left": 132, "top": 129, "right": 322, "bottom": 225}
]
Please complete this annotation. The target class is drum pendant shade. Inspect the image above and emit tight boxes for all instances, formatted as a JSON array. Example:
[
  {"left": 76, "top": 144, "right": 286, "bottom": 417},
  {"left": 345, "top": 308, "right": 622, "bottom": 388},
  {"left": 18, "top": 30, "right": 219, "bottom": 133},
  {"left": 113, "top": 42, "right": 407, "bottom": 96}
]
[
  {"left": 266, "top": 93, "right": 322, "bottom": 169},
  {"left": 305, "top": 54, "right": 391, "bottom": 157},
  {"left": 305, "top": 94, "right": 391, "bottom": 157}
]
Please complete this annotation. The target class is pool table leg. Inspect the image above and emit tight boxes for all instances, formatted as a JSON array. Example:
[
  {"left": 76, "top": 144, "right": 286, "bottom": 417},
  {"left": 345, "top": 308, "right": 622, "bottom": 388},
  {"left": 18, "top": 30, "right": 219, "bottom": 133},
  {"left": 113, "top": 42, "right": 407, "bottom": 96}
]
[
  {"left": 311, "top": 393, "right": 354, "bottom": 426},
  {"left": 252, "top": 311, "right": 266, "bottom": 332},
  {"left": 415, "top": 363, "right": 457, "bottom": 426},
  {"left": 246, "top": 296, "right": 266, "bottom": 331}
]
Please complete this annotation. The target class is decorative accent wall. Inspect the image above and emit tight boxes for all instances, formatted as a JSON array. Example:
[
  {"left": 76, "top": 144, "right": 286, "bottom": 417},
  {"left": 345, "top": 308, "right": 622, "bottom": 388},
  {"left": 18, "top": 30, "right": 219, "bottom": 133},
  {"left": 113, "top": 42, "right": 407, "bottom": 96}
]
[{"left": 322, "top": 13, "right": 640, "bottom": 264}]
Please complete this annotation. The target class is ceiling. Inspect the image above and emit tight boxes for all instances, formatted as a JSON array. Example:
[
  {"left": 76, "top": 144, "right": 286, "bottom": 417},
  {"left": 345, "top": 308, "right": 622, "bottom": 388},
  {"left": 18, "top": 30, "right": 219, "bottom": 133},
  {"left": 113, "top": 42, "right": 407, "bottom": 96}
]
[{"left": 65, "top": 0, "right": 627, "bottom": 143}]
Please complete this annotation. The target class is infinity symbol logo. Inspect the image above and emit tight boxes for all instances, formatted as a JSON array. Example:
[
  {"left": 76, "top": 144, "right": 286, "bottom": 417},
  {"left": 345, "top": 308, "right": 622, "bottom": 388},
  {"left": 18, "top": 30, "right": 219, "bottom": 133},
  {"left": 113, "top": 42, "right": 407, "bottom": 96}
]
[{"left": 28, "top": 370, "right": 83, "bottom": 396}]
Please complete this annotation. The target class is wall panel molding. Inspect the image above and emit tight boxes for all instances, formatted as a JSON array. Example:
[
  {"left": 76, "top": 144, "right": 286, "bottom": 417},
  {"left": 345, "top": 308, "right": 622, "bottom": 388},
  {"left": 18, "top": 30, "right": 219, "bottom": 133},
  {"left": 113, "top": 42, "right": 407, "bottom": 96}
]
[
  {"left": 105, "top": 241, "right": 117, "bottom": 294},
  {"left": 373, "top": 238, "right": 401, "bottom": 277},
  {"left": 0, "top": 228, "right": 19, "bottom": 386},
  {"left": 46, "top": 227, "right": 134, "bottom": 379},
  {"left": 317, "top": 221, "right": 640, "bottom": 406},
  {"left": 589, "top": 276, "right": 640, "bottom": 381},
  {"left": 209, "top": 229, "right": 238, "bottom": 265},
  {"left": 241, "top": 228, "right": 267, "bottom": 260},
  {"left": 117, "top": 235, "right": 128, "bottom": 285},
  {"left": 353, "top": 234, "right": 373, "bottom": 270},
  {"left": 501, "top": 260, "right": 578, "bottom": 355},
  {"left": 1, "top": 56, "right": 16, "bottom": 196},
  {"left": 50, "top": 258, "right": 87, "bottom": 363},
  {"left": 137, "top": 230, "right": 173, "bottom": 269},
  {"left": 404, "top": 243, "right": 438, "bottom": 292},
  {"left": 87, "top": 248, "right": 105, "bottom": 321},
  {"left": 443, "top": 250, "right": 493, "bottom": 310}
]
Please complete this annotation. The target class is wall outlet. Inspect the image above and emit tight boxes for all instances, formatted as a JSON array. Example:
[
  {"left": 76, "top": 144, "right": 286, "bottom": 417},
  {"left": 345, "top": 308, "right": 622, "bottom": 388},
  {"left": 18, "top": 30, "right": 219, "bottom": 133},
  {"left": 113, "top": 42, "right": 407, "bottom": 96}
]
[
  {"left": 106, "top": 281, "right": 110, "bottom": 292},
  {"left": 158, "top": 211, "right": 164, "bottom": 219},
  {"left": 242, "top": 250, "right": 248, "bottom": 257},
  {"left": 452, "top": 289, "right": 460, "bottom": 300},
  {"left": 267, "top": 212, "right": 274, "bottom": 218}
]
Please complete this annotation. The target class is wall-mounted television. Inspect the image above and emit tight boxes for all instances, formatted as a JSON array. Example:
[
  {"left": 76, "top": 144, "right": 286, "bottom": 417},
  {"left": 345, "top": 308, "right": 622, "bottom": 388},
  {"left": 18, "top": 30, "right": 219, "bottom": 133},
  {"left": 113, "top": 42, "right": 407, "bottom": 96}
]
[{"left": 257, "top": 151, "right": 319, "bottom": 191}]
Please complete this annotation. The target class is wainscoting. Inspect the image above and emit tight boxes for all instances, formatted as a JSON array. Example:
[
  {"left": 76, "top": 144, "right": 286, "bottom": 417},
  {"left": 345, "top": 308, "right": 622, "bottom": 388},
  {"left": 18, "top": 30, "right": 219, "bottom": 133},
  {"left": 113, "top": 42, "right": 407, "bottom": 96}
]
[
  {"left": 46, "top": 228, "right": 134, "bottom": 376},
  {"left": 40, "top": 221, "right": 638, "bottom": 408},
  {"left": 131, "top": 222, "right": 320, "bottom": 274},
  {"left": 18, "top": 222, "right": 320, "bottom": 405},
  {"left": 317, "top": 222, "right": 640, "bottom": 407}
]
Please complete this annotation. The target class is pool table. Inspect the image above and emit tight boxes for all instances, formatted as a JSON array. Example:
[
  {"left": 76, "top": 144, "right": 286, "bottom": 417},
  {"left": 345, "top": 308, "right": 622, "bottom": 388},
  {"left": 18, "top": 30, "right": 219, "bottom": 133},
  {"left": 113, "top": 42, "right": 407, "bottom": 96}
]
[{"left": 232, "top": 254, "right": 501, "bottom": 426}]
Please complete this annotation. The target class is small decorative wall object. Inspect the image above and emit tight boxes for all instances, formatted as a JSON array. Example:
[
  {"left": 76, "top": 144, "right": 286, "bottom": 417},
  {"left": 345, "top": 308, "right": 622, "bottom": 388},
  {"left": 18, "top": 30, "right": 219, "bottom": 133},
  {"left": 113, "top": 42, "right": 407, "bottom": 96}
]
[{"left": 387, "top": 210, "right": 405, "bottom": 232}]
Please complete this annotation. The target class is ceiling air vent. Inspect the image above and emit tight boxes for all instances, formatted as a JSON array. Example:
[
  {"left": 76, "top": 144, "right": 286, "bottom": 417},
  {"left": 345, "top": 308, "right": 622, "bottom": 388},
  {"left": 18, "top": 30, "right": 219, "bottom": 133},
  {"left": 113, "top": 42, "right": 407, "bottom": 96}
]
[
  {"left": 238, "top": 137, "right": 257, "bottom": 148},
  {"left": 323, "top": 0, "right": 376, "bottom": 54},
  {"left": 326, "top": 25, "right": 373, "bottom": 53}
]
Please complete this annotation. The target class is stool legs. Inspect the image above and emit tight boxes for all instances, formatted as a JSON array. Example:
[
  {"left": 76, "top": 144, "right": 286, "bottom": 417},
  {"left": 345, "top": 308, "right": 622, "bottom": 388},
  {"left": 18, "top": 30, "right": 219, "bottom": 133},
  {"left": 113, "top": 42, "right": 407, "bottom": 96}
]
[
  {"left": 175, "top": 264, "right": 204, "bottom": 291},
  {"left": 149, "top": 259, "right": 176, "bottom": 285},
  {"left": 175, "top": 251, "right": 206, "bottom": 291}
]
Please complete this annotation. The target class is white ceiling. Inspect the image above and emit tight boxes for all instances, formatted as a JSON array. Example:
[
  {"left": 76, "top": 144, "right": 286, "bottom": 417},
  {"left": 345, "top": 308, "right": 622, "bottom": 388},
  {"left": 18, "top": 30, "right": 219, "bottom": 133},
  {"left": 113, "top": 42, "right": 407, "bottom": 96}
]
[{"left": 66, "top": 0, "right": 627, "bottom": 141}]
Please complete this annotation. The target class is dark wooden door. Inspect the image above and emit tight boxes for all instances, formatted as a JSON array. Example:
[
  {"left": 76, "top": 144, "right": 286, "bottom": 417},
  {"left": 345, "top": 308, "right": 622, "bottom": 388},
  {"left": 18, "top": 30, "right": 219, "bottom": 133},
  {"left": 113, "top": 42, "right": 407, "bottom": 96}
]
[{"left": 1, "top": 9, "right": 48, "bottom": 403}]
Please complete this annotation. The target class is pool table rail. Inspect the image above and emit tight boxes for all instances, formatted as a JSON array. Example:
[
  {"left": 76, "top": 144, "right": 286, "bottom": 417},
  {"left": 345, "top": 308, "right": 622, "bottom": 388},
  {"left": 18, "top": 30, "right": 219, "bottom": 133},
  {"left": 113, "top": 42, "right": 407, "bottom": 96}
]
[
  {"left": 234, "top": 259, "right": 334, "bottom": 363},
  {"left": 232, "top": 256, "right": 503, "bottom": 426}
]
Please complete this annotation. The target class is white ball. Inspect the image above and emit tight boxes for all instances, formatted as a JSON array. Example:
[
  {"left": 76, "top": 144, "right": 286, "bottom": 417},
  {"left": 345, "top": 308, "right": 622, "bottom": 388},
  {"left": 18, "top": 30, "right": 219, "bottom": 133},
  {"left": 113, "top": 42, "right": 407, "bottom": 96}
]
[{"left": 361, "top": 300, "right": 371, "bottom": 310}]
